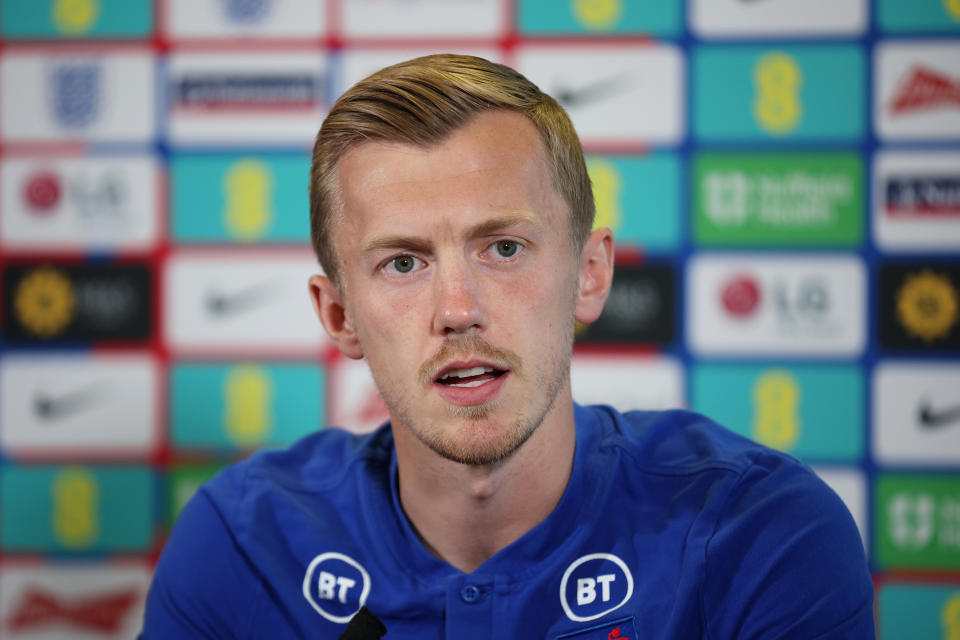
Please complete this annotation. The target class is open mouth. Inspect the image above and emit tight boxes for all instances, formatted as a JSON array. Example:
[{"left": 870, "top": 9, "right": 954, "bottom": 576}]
[{"left": 436, "top": 366, "right": 507, "bottom": 388}]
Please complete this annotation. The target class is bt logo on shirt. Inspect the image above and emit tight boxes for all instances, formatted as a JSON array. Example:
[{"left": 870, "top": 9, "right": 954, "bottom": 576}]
[
  {"left": 560, "top": 553, "right": 634, "bottom": 622},
  {"left": 302, "top": 552, "right": 371, "bottom": 624}
]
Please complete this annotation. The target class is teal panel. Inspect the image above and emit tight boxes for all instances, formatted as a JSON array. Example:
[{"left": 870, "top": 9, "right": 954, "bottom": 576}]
[
  {"left": 518, "top": 0, "right": 681, "bottom": 35},
  {"left": 1, "top": 0, "right": 152, "bottom": 38},
  {"left": 693, "top": 45, "right": 865, "bottom": 141},
  {"left": 587, "top": 153, "right": 681, "bottom": 252},
  {"left": 690, "top": 363, "right": 863, "bottom": 462},
  {"left": 0, "top": 465, "right": 154, "bottom": 552},
  {"left": 170, "top": 362, "right": 325, "bottom": 449},
  {"left": 171, "top": 153, "right": 312, "bottom": 243},
  {"left": 878, "top": 0, "right": 960, "bottom": 32},
  {"left": 879, "top": 584, "right": 960, "bottom": 639}
]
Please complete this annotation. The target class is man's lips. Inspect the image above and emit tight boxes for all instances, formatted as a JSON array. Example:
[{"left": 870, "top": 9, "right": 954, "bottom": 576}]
[{"left": 433, "top": 360, "right": 508, "bottom": 388}]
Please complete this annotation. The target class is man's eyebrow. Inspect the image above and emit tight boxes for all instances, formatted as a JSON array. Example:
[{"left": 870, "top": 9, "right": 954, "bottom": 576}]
[
  {"left": 467, "top": 212, "right": 540, "bottom": 238},
  {"left": 361, "top": 212, "right": 540, "bottom": 254}
]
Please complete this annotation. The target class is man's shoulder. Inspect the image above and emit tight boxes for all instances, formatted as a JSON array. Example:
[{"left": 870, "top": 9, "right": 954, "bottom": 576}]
[
  {"left": 201, "top": 424, "right": 394, "bottom": 509},
  {"left": 582, "top": 404, "right": 797, "bottom": 478}
]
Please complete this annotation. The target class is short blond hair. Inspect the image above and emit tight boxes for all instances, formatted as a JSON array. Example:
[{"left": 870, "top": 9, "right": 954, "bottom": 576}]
[{"left": 309, "top": 53, "right": 594, "bottom": 285}]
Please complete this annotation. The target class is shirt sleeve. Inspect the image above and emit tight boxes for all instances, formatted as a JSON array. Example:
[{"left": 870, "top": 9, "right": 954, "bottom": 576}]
[
  {"left": 701, "top": 452, "right": 876, "bottom": 640},
  {"left": 139, "top": 486, "right": 263, "bottom": 639}
]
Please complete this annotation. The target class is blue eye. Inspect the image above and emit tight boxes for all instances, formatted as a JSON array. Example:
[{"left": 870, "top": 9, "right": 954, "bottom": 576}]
[{"left": 494, "top": 240, "right": 519, "bottom": 258}]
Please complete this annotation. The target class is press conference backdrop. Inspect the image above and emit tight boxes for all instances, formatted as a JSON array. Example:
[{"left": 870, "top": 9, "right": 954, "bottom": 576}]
[{"left": 0, "top": 0, "right": 958, "bottom": 637}]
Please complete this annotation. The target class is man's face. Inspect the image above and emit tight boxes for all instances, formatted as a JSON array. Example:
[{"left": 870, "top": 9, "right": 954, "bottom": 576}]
[{"left": 319, "top": 110, "right": 591, "bottom": 465}]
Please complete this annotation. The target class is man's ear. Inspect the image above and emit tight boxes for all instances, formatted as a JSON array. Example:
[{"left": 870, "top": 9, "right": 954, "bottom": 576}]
[
  {"left": 574, "top": 227, "right": 614, "bottom": 325},
  {"left": 308, "top": 274, "right": 364, "bottom": 359}
]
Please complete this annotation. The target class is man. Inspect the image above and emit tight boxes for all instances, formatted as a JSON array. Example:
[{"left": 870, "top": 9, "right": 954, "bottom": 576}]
[{"left": 142, "top": 54, "right": 875, "bottom": 638}]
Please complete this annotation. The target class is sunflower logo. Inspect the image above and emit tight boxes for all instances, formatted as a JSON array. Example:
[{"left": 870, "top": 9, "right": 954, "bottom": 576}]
[
  {"left": 13, "top": 267, "right": 76, "bottom": 338},
  {"left": 896, "top": 269, "right": 959, "bottom": 342}
]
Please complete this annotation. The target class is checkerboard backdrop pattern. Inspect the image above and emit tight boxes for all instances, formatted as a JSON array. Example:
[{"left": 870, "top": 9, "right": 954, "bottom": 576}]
[{"left": 1, "top": 1, "right": 959, "bottom": 637}]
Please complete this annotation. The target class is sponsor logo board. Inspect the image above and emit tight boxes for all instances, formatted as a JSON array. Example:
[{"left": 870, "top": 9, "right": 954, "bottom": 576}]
[
  {"left": 873, "top": 150, "right": 960, "bottom": 251},
  {"left": 0, "top": 0, "right": 152, "bottom": 38},
  {"left": 693, "top": 152, "right": 863, "bottom": 246},
  {"left": 575, "top": 263, "right": 675, "bottom": 346},
  {"left": 167, "top": 51, "right": 327, "bottom": 145},
  {"left": 170, "top": 362, "right": 324, "bottom": 449},
  {"left": 878, "top": 582, "right": 960, "bottom": 640},
  {"left": 875, "top": 474, "right": 960, "bottom": 570},
  {"left": 570, "top": 355, "right": 684, "bottom": 413},
  {"left": 171, "top": 153, "right": 311, "bottom": 243},
  {"left": 516, "top": 44, "right": 684, "bottom": 147},
  {"left": 2, "top": 263, "right": 152, "bottom": 343},
  {"left": 692, "top": 364, "right": 864, "bottom": 462},
  {"left": 690, "top": 0, "right": 866, "bottom": 37},
  {"left": 873, "top": 362, "right": 960, "bottom": 465},
  {"left": 0, "top": 354, "right": 158, "bottom": 457},
  {"left": 518, "top": 0, "right": 680, "bottom": 35},
  {"left": 336, "top": 48, "right": 502, "bottom": 101},
  {"left": 0, "top": 562, "right": 152, "bottom": 639},
  {"left": 694, "top": 45, "right": 864, "bottom": 141},
  {"left": 164, "top": 0, "right": 325, "bottom": 39},
  {"left": 587, "top": 154, "right": 681, "bottom": 252},
  {"left": 876, "top": 41, "right": 960, "bottom": 141},
  {"left": 0, "top": 50, "right": 155, "bottom": 143},
  {"left": 878, "top": 0, "right": 960, "bottom": 34},
  {"left": 1, "top": 155, "right": 159, "bottom": 250},
  {"left": 163, "top": 251, "right": 326, "bottom": 354},
  {"left": 341, "top": 0, "right": 503, "bottom": 37},
  {"left": 878, "top": 263, "right": 960, "bottom": 351},
  {"left": 687, "top": 254, "right": 866, "bottom": 357},
  {"left": 0, "top": 465, "right": 154, "bottom": 552}
]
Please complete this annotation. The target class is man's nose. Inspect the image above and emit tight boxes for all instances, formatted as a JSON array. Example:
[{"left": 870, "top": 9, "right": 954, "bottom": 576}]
[{"left": 432, "top": 258, "right": 487, "bottom": 335}]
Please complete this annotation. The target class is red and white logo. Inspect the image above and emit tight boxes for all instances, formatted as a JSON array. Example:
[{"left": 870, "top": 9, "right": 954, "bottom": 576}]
[
  {"left": 22, "top": 171, "right": 62, "bottom": 213},
  {"left": 7, "top": 587, "right": 139, "bottom": 634},
  {"left": 876, "top": 42, "right": 960, "bottom": 141},
  {"left": 720, "top": 274, "right": 761, "bottom": 318},
  {"left": 889, "top": 66, "right": 960, "bottom": 114}
]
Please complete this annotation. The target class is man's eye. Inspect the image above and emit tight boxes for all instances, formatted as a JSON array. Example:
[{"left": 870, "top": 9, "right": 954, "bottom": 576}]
[
  {"left": 494, "top": 240, "right": 520, "bottom": 258},
  {"left": 388, "top": 255, "right": 419, "bottom": 274}
]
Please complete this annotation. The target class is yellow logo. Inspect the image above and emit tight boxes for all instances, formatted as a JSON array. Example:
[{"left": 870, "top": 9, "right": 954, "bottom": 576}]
[
  {"left": 944, "top": 591, "right": 960, "bottom": 640},
  {"left": 224, "top": 364, "right": 274, "bottom": 445},
  {"left": 51, "top": 467, "right": 99, "bottom": 549},
  {"left": 52, "top": 0, "right": 99, "bottom": 35},
  {"left": 572, "top": 0, "right": 622, "bottom": 31},
  {"left": 946, "top": 0, "right": 960, "bottom": 21},
  {"left": 896, "top": 269, "right": 959, "bottom": 342},
  {"left": 587, "top": 158, "right": 623, "bottom": 233},
  {"left": 224, "top": 159, "right": 273, "bottom": 241},
  {"left": 752, "top": 370, "right": 801, "bottom": 452},
  {"left": 14, "top": 267, "right": 76, "bottom": 338},
  {"left": 753, "top": 52, "right": 803, "bottom": 135}
]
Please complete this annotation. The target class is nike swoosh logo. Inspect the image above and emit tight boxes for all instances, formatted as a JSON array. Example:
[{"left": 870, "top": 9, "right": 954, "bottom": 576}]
[
  {"left": 34, "top": 384, "right": 107, "bottom": 421},
  {"left": 205, "top": 280, "right": 279, "bottom": 317},
  {"left": 918, "top": 400, "right": 960, "bottom": 429},
  {"left": 553, "top": 72, "right": 637, "bottom": 109}
]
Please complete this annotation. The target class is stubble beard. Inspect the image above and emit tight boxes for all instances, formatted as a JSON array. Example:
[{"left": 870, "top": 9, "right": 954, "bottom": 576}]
[{"left": 367, "top": 328, "right": 574, "bottom": 467}]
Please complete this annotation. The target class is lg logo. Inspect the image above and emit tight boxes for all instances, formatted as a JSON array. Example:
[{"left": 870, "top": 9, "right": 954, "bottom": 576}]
[
  {"left": 302, "top": 552, "right": 371, "bottom": 624},
  {"left": 560, "top": 553, "right": 634, "bottom": 622}
]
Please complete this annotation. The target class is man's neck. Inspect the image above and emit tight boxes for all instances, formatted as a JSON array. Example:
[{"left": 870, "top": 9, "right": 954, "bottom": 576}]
[{"left": 392, "top": 397, "right": 577, "bottom": 574}]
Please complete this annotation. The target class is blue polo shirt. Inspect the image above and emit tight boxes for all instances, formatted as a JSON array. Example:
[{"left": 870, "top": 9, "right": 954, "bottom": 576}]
[{"left": 141, "top": 405, "right": 875, "bottom": 638}]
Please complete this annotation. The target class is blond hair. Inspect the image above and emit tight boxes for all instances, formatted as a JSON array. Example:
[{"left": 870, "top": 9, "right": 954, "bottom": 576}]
[{"left": 309, "top": 53, "right": 594, "bottom": 285}]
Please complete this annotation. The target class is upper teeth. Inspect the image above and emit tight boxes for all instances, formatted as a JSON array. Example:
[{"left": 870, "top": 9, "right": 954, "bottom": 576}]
[{"left": 441, "top": 366, "right": 493, "bottom": 380}]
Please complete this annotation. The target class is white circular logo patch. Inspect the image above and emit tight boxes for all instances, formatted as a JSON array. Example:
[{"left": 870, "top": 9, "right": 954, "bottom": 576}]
[
  {"left": 559, "top": 553, "right": 634, "bottom": 622},
  {"left": 302, "top": 552, "right": 371, "bottom": 624}
]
